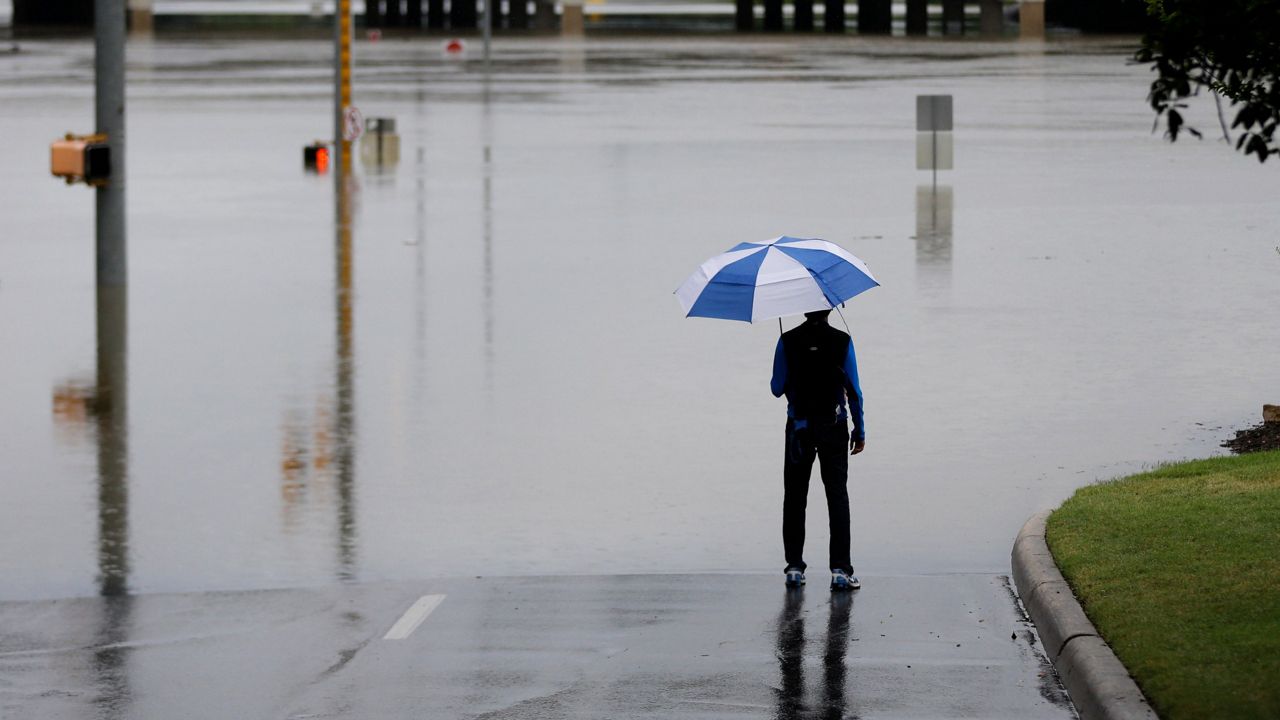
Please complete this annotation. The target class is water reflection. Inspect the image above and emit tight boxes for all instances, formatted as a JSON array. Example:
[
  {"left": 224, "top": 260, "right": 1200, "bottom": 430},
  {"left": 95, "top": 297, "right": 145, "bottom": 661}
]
[
  {"left": 333, "top": 166, "right": 359, "bottom": 582},
  {"left": 91, "top": 594, "right": 134, "bottom": 719},
  {"left": 49, "top": 268, "right": 135, "bottom": 715},
  {"left": 481, "top": 77, "right": 495, "bottom": 395},
  {"left": 409, "top": 80, "right": 429, "bottom": 413},
  {"left": 412, "top": 143, "right": 429, "bottom": 410},
  {"left": 274, "top": 126, "right": 361, "bottom": 579},
  {"left": 774, "top": 590, "right": 858, "bottom": 719},
  {"left": 94, "top": 286, "right": 130, "bottom": 598},
  {"left": 915, "top": 184, "right": 952, "bottom": 261},
  {"left": 559, "top": 40, "right": 586, "bottom": 75},
  {"left": 915, "top": 184, "right": 953, "bottom": 292},
  {"left": 52, "top": 286, "right": 132, "bottom": 596}
]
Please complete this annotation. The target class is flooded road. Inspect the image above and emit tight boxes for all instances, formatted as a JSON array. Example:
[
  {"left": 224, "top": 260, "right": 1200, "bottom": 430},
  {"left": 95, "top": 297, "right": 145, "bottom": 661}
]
[{"left": 2, "top": 34, "right": 1278, "bottom": 601}]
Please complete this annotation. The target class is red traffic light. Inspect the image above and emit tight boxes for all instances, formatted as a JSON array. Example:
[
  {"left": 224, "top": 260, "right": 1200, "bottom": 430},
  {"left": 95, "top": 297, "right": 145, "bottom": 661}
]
[{"left": 304, "top": 142, "right": 330, "bottom": 174}]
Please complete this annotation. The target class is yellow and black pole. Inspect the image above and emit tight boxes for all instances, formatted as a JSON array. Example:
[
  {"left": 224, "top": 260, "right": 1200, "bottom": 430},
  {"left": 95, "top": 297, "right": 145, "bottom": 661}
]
[
  {"left": 333, "top": 0, "right": 353, "bottom": 176},
  {"left": 332, "top": 0, "right": 357, "bottom": 581}
]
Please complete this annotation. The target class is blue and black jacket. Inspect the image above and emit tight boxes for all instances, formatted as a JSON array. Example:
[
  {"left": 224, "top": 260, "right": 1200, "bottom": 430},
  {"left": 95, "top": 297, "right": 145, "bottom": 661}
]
[{"left": 770, "top": 320, "right": 865, "bottom": 442}]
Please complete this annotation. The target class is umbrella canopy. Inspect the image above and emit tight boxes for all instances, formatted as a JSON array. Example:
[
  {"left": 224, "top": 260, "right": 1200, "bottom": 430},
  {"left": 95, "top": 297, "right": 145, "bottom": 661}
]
[{"left": 676, "top": 236, "right": 879, "bottom": 323}]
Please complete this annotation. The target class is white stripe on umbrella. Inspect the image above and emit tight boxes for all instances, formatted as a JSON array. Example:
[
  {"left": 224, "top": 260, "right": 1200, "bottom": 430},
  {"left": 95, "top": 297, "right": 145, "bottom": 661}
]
[{"left": 751, "top": 247, "right": 830, "bottom": 322}]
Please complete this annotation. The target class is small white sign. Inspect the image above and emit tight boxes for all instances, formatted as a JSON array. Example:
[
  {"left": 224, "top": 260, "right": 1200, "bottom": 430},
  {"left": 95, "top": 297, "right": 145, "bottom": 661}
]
[
  {"left": 916, "top": 132, "right": 954, "bottom": 171},
  {"left": 342, "top": 105, "right": 365, "bottom": 143}
]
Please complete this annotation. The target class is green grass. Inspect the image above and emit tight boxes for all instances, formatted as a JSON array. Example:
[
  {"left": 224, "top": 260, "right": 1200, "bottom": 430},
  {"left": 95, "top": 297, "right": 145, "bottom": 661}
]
[{"left": 1046, "top": 450, "right": 1280, "bottom": 720}]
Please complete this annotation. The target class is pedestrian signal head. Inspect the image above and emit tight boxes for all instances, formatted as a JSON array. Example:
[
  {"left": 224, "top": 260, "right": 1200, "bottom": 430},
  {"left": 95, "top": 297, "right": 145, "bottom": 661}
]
[{"left": 50, "top": 133, "right": 110, "bottom": 185}]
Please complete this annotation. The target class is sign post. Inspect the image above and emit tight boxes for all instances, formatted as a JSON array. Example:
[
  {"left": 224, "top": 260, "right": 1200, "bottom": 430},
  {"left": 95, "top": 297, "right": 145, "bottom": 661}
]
[{"left": 916, "top": 94, "right": 953, "bottom": 190}]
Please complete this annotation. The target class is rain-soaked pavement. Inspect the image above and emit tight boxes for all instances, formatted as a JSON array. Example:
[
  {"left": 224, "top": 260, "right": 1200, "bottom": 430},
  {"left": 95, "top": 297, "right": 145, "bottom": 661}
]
[
  {"left": 0, "top": 574, "right": 1072, "bottom": 718},
  {"left": 2, "top": 28, "right": 1280, "bottom": 717}
]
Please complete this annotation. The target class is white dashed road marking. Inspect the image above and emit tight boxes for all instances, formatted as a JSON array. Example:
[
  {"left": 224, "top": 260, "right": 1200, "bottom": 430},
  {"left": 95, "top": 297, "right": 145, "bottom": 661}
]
[{"left": 383, "top": 595, "right": 446, "bottom": 640}]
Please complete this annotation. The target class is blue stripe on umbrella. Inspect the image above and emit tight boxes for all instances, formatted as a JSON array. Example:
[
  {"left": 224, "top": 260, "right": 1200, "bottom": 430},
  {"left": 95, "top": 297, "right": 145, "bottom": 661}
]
[
  {"left": 775, "top": 245, "right": 879, "bottom": 305},
  {"left": 686, "top": 247, "right": 769, "bottom": 321}
]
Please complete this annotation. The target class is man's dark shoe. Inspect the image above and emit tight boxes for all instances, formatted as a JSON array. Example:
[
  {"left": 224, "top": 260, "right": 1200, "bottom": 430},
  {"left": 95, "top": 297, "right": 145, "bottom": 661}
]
[{"left": 785, "top": 568, "right": 806, "bottom": 587}]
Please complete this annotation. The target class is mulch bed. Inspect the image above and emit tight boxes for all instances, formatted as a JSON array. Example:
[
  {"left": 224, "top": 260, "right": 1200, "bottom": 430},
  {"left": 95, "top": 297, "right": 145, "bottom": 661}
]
[{"left": 1222, "top": 423, "right": 1280, "bottom": 454}]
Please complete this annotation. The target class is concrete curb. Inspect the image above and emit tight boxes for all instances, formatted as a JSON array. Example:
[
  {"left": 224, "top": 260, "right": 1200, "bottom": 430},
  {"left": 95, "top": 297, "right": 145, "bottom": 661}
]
[{"left": 1011, "top": 511, "right": 1157, "bottom": 720}]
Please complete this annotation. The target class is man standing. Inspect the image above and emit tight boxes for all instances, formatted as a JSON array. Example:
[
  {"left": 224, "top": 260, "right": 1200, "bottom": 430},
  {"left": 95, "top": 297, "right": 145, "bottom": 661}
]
[{"left": 770, "top": 309, "right": 865, "bottom": 591}]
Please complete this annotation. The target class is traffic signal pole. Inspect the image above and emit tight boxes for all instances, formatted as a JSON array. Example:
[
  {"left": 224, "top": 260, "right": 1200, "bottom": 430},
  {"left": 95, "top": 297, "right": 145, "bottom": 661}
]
[
  {"left": 96, "top": 0, "right": 126, "bottom": 287},
  {"left": 92, "top": 0, "right": 130, "bottom": 598}
]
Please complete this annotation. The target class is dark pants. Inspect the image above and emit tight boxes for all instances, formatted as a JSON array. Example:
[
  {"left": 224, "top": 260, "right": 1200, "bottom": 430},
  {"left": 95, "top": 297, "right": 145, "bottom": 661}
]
[{"left": 783, "top": 417, "right": 852, "bottom": 574}]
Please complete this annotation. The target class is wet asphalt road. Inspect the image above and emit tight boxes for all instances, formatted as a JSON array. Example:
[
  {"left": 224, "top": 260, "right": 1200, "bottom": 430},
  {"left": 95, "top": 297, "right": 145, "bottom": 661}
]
[{"left": 0, "top": 574, "right": 1072, "bottom": 719}]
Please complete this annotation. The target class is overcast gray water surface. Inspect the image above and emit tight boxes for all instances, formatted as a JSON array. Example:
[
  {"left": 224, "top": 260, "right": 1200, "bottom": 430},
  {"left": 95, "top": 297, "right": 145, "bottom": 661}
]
[{"left": 2, "top": 34, "right": 1278, "bottom": 601}]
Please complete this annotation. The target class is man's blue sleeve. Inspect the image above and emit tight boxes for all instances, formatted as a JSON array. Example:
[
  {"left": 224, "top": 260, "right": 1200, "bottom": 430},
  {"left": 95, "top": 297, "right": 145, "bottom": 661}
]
[
  {"left": 843, "top": 339, "right": 865, "bottom": 441},
  {"left": 770, "top": 338, "right": 786, "bottom": 398}
]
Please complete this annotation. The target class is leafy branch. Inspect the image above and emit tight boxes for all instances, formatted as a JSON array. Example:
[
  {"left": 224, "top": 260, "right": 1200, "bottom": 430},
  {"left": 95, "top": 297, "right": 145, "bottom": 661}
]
[{"left": 1135, "top": 0, "right": 1280, "bottom": 162}]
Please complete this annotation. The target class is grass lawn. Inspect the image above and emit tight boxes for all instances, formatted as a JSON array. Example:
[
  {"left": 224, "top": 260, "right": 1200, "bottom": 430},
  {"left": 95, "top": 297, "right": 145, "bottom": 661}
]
[{"left": 1046, "top": 450, "right": 1280, "bottom": 720}]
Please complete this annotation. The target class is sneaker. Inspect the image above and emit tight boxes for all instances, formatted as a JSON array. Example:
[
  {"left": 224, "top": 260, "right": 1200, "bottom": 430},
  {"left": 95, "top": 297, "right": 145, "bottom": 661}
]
[
  {"left": 830, "top": 569, "right": 861, "bottom": 591},
  {"left": 785, "top": 568, "right": 806, "bottom": 588}
]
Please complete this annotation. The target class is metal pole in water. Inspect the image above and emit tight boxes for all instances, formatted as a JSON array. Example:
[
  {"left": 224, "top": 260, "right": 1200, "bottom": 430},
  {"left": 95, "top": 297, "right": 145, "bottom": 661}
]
[
  {"left": 95, "top": 285, "right": 129, "bottom": 597},
  {"left": 95, "top": 0, "right": 126, "bottom": 287}
]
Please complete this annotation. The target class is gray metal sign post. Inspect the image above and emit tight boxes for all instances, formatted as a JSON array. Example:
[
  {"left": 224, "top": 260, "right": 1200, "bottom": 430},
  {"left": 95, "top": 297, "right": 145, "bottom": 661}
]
[
  {"left": 916, "top": 94, "right": 953, "bottom": 189},
  {"left": 96, "top": 0, "right": 126, "bottom": 287}
]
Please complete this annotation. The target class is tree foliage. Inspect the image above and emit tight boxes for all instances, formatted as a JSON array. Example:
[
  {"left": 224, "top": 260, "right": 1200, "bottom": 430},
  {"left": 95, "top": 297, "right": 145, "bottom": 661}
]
[{"left": 1135, "top": 0, "right": 1280, "bottom": 162}]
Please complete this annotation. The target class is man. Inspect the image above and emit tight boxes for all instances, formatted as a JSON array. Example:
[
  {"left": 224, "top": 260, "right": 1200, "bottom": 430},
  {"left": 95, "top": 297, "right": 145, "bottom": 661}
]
[{"left": 770, "top": 309, "right": 865, "bottom": 591}]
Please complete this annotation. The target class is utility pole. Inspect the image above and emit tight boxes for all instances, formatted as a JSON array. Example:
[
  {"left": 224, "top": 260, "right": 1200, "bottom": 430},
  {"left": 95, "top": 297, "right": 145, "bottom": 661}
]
[{"left": 96, "top": 0, "right": 126, "bottom": 287}]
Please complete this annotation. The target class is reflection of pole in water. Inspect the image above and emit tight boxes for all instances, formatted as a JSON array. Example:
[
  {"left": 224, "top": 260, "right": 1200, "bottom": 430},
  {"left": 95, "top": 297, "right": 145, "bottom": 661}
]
[
  {"left": 334, "top": 170, "right": 358, "bottom": 582},
  {"left": 481, "top": 77, "right": 494, "bottom": 396},
  {"left": 411, "top": 78, "right": 429, "bottom": 413},
  {"left": 91, "top": 593, "right": 134, "bottom": 719},
  {"left": 915, "top": 184, "right": 953, "bottom": 269},
  {"left": 49, "top": 285, "right": 134, "bottom": 715},
  {"left": 95, "top": 285, "right": 130, "bottom": 598},
  {"left": 412, "top": 143, "right": 429, "bottom": 412}
]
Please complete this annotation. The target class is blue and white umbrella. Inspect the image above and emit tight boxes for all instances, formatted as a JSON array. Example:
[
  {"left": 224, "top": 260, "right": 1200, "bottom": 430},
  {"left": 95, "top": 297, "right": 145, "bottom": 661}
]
[{"left": 676, "top": 236, "right": 879, "bottom": 323}]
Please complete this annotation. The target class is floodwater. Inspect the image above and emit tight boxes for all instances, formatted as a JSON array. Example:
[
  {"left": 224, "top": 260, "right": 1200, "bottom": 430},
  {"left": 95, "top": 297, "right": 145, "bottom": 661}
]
[{"left": 1, "top": 33, "right": 1277, "bottom": 602}]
